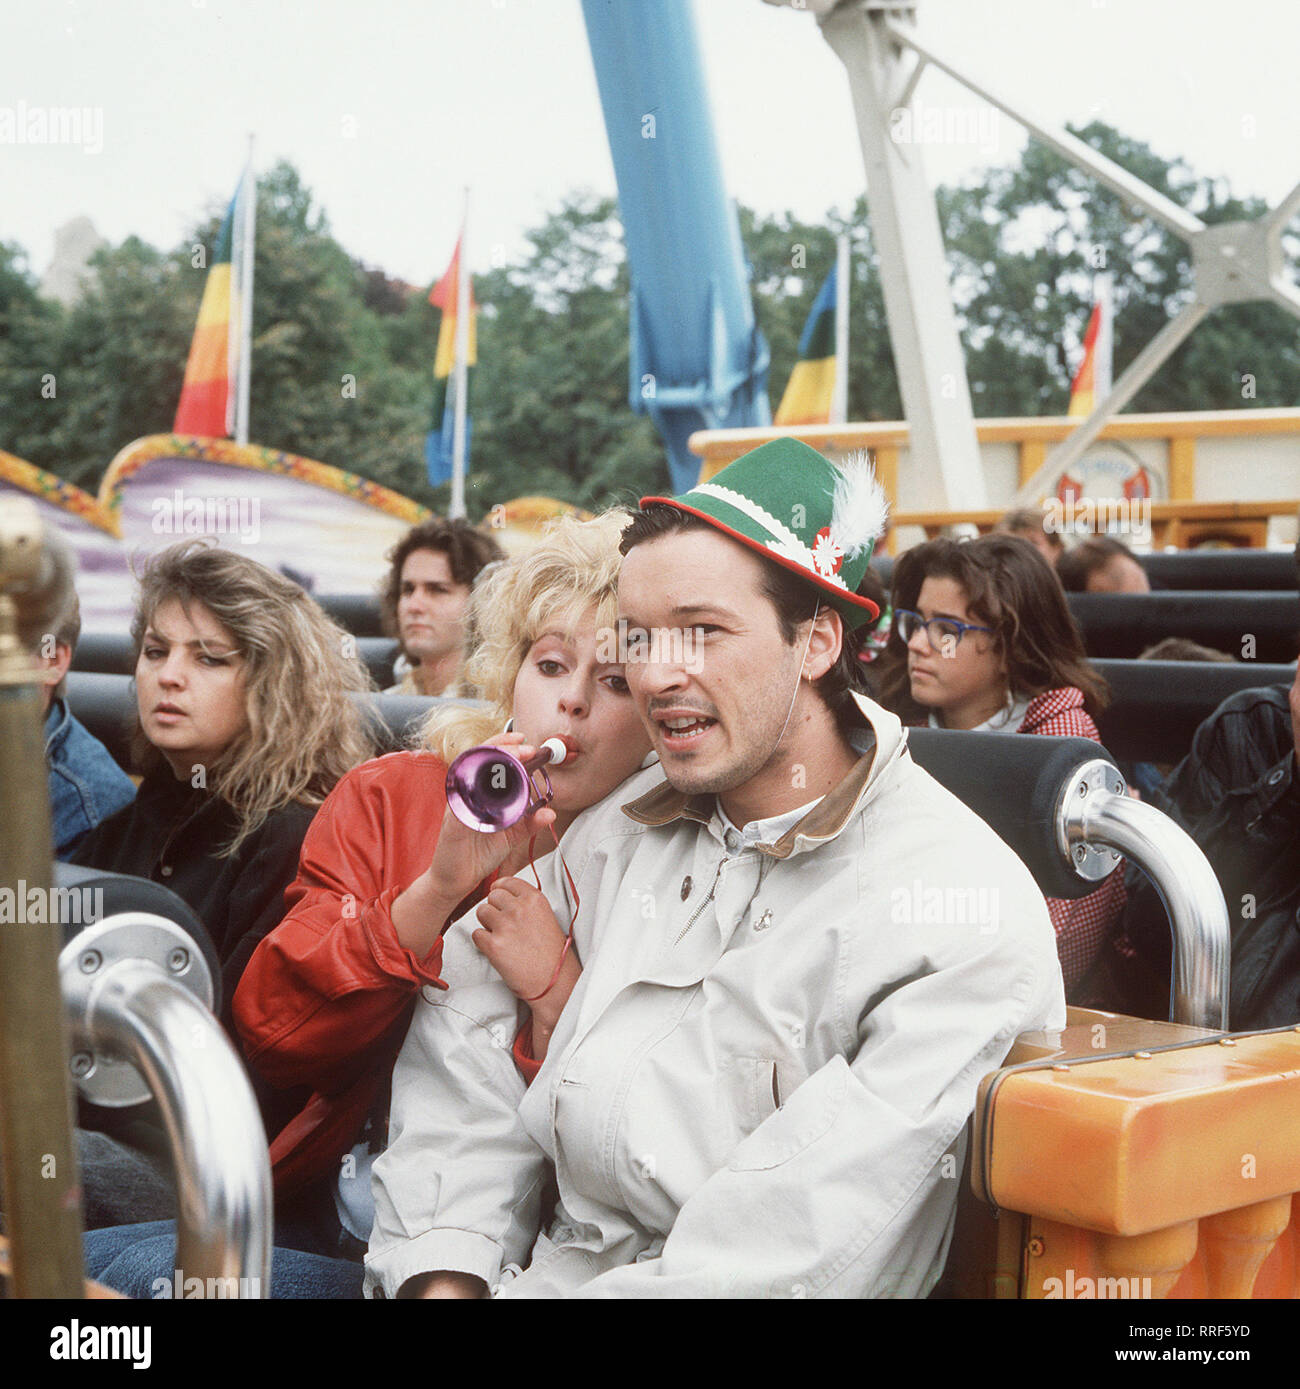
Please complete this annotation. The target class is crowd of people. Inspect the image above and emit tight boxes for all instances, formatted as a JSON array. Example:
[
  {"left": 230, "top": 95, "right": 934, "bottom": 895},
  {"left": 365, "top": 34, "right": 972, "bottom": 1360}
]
[{"left": 16, "top": 437, "right": 1299, "bottom": 1298}]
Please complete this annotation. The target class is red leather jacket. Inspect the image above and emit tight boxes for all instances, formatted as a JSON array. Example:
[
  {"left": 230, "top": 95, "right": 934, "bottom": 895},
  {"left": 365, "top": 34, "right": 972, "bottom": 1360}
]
[{"left": 233, "top": 750, "right": 487, "bottom": 1197}]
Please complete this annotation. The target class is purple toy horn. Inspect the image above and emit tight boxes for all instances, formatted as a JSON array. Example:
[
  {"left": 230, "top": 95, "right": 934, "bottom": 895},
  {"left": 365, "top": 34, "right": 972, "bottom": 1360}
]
[{"left": 445, "top": 736, "right": 571, "bottom": 834}]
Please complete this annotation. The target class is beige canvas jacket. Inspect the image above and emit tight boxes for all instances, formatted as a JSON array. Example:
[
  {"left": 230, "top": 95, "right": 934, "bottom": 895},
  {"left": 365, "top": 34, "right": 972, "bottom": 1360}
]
[{"left": 366, "top": 694, "right": 1065, "bottom": 1299}]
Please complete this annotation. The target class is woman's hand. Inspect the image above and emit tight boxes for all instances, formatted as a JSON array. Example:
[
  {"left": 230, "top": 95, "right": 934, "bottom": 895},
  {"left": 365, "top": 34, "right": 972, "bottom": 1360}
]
[
  {"left": 472, "top": 877, "right": 581, "bottom": 1057},
  {"left": 472, "top": 877, "right": 568, "bottom": 998},
  {"left": 429, "top": 734, "right": 555, "bottom": 901},
  {"left": 391, "top": 734, "right": 556, "bottom": 958}
]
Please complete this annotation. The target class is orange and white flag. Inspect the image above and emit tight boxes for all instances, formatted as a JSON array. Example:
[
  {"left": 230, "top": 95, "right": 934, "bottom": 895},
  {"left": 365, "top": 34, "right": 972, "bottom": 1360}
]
[{"left": 1068, "top": 273, "right": 1113, "bottom": 417}]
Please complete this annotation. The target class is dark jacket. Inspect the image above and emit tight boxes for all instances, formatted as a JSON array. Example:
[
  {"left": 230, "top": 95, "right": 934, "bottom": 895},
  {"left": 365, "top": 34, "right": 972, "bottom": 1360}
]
[
  {"left": 45, "top": 697, "right": 137, "bottom": 860},
  {"left": 68, "top": 766, "right": 321, "bottom": 1156},
  {"left": 1118, "top": 683, "right": 1300, "bottom": 1029}
]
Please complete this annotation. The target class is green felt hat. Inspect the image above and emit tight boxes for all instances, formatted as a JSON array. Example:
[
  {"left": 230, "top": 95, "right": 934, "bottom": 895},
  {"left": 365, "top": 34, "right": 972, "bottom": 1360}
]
[{"left": 640, "top": 438, "right": 889, "bottom": 628}]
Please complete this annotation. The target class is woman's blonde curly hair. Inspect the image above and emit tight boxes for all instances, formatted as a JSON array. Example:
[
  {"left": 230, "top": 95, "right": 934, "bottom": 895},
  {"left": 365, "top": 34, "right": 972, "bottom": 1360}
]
[
  {"left": 418, "top": 509, "right": 632, "bottom": 764},
  {"left": 130, "top": 540, "right": 376, "bottom": 853}
]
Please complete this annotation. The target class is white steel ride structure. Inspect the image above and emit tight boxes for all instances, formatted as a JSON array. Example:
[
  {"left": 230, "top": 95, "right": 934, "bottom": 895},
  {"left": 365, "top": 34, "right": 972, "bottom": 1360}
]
[{"left": 768, "top": 0, "right": 1300, "bottom": 510}]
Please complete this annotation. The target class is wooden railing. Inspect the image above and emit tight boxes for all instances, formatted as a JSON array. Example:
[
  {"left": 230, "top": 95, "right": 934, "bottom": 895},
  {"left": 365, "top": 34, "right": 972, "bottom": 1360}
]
[
  {"left": 892, "top": 500, "right": 1296, "bottom": 549},
  {"left": 688, "top": 409, "right": 1300, "bottom": 550}
]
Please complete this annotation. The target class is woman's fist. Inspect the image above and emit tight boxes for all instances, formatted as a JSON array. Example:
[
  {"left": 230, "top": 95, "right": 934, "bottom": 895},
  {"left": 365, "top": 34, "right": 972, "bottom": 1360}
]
[{"left": 471, "top": 877, "right": 568, "bottom": 1000}]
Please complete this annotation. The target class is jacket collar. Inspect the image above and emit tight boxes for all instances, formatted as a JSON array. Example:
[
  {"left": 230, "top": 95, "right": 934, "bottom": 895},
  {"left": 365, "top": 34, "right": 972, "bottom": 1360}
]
[
  {"left": 620, "top": 693, "right": 907, "bottom": 859},
  {"left": 44, "top": 696, "right": 71, "bottom": 755}
]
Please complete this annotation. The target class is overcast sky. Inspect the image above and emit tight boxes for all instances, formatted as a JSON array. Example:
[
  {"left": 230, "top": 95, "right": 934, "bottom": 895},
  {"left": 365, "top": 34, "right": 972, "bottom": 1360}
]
[{"left": 3, "top": 0, "right": 1298, "bottom": 286}]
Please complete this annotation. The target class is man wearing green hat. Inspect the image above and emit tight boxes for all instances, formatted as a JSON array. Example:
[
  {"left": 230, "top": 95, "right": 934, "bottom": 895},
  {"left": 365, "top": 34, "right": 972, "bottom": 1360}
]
[{"left": 369, "top": 438, "right": 1066, "bottom": 1300}]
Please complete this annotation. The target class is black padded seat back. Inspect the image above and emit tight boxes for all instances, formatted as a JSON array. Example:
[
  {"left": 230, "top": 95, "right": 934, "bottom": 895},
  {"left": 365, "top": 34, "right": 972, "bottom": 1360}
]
[
  {"left": 53, "top": 862, "right": 222, "bottom": 1015},
  {"left": 1142, "top": 549, "right": 1299, "bottom": 591},
  {"left": 1069, "top": 591, "right": 1300, "bottom": 662},
  {"left": 355, "top": 638, "right": 401, "bottom": 688},
  {"left": 364, "top": 693, "right": 494, "bottom": 752},
  {"left": 1094, "top": 659, "right": 1295, "bottom": 764},
  {"left": 72, "top": 632, "right": 137, "bottom": 675},
  {"left": 878, "top": 548, "right": 1296, "bottom": 598},
  {"left": 316, "top": 593, "right": 386, "bottom": 637},
  {"left": 65, "top": 671, "right": 139, "bottom": 771},
  {"left": 906, "top": 728, "right": 1115, "bottom": 900},
  {"left": 363, "top": 693, "right": 440, "bottom": 752}
]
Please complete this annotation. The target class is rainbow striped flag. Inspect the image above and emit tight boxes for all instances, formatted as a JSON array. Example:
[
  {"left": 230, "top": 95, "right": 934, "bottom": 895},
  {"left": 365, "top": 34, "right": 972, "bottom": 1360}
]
[
  {"left": 774, "top": 263, "right": 837, "bottom": 426},
  {"left": 425, "top": 234, "right": 478, "bottom": 487},
  {"left": 174, "top": 172, "right": 253, "bottom": 437}
]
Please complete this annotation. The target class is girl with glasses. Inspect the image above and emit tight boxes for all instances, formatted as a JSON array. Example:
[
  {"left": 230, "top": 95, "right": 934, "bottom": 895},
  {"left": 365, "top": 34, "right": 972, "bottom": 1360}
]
[{"left": 876, "top": 533, "right": 1125, "bottom": 1000}]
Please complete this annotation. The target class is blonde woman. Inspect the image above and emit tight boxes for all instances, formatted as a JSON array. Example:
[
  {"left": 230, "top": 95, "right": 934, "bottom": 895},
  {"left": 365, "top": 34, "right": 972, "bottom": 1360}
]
[
  {"left": 68, "top": 538, "right": 374, "bottom": 1227},
  {"left": 218, "top": 510, "right": 653, "bottom": 1267}
]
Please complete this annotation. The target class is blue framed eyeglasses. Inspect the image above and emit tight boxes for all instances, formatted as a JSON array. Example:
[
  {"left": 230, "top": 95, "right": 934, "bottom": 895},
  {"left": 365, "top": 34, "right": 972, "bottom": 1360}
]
[{"left": 894, "top": 608, "right": 993, "bottom": 649}]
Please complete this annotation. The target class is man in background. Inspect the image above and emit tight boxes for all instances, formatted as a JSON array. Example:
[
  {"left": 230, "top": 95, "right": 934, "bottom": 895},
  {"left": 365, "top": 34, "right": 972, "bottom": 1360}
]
[
  {"left": 1056, "top": 535, "right": 1150, "bottom": 594},
  {"left": 380, "top": 518, "right": 503, "bottom": 696},
  {"left": 995, "top": 507, "right": 1065, "bottom": 567}
]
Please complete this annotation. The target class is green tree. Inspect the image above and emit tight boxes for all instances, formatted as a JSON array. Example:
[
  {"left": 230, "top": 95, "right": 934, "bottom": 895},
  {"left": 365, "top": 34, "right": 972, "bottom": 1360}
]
[
  {"left": 458, "top": 192, "right": 665, "bottom": 520},
  {"left": 238, "top": 161, "right": 430, "bottom": 497},
  {"left": 940, "top": 120, "right": 1300, "bottom": 414},
  {"left": 0, "top": 241, "right": 68, "bottom": 472},
  {"left": 18, "top": 236, "right": 192, "bottom": 488},
  {"left": 742, "top": 200, "right": 903, "bottom": 422}
]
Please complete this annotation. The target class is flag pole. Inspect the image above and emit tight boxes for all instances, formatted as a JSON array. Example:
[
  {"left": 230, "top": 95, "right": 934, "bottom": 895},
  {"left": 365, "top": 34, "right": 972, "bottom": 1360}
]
[
  {"left": 449, "top": 187, "right": 471, "bottom": 520},
  {"left": 235, "top": 133, "right": 256, "bottom": 445},
  {"left": 831, "top": 232, "right": 850, "bottom": 425}
]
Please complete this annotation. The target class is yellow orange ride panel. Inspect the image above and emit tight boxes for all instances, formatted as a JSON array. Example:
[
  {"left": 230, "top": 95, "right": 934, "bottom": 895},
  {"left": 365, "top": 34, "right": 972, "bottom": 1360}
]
[{"left": 974, "top": 1025, "right": 1300, "bottom": 1237}]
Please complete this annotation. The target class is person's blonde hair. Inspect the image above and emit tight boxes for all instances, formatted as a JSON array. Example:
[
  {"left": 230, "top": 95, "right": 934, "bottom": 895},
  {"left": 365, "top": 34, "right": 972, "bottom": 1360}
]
[
  {"left": 419, "top": 510, "right": 631, "bottom": 763},
  {"left": 130, "top": 540, "right": 375, "bottom": 853}
]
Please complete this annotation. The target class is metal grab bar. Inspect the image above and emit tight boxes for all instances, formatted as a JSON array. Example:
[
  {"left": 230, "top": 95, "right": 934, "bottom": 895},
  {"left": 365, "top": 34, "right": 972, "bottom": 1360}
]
[
  {"left": 64, "top": 938, "right": 272, "bottom": 1298},
  {"left": 1057, "top": 759, "right": 1231, "bottom": 1030}
]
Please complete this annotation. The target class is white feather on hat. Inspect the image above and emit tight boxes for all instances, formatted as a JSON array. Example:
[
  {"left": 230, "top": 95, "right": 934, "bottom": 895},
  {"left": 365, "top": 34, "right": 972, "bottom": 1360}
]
[{"left": 828, "top": 449, "right": 890, "bottom": 559}]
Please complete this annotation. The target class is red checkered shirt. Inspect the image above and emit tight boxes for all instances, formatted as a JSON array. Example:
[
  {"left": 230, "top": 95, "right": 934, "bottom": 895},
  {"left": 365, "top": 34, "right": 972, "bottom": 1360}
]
[{"left": 1017, "top": 687, "right": 1128, "bottom": 995}]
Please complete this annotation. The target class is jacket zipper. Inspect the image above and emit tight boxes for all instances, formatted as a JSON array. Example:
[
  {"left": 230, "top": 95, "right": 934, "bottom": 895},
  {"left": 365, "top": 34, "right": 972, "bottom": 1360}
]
[{"left": 674, "top": 858, "right": 726, "bottom": 945}]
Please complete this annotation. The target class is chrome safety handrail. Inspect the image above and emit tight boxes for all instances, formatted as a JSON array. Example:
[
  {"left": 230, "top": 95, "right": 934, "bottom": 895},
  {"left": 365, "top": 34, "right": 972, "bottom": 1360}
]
[
  {"left": 63, "top": 923, "right": 272, "bottom": 1298},
  {"left": 1057, "top": 758, "right": 1231, "bottom": 1031}
]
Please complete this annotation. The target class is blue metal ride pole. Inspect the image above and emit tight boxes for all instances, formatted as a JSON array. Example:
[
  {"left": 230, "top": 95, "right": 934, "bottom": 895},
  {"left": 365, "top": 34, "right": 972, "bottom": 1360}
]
[{"left": 580, "top": 0, "right": 771, "bottom": 494}]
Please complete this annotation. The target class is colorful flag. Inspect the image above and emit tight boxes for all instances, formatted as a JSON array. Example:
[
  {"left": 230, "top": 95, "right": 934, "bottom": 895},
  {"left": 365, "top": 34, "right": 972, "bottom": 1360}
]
[
  {"left": 775, "top": 263, "right": 837, "bottom": 426},
  {"left": 1068, "top": 275, "right": 1113, "bottom": 417},
  {"left": 425, "top": 235, "right": 478, "bottom": 487},
  {"left": 174, "top": 171, "right": 253, "bottom": 437}
]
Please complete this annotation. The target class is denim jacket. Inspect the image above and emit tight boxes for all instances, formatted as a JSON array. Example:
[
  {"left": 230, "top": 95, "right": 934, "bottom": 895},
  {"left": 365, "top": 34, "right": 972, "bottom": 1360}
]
[{"left": 45, "top": 697, "right": 137, "bottom": 860}]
